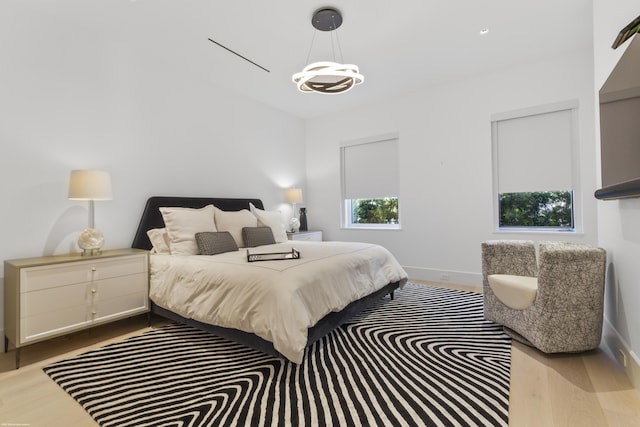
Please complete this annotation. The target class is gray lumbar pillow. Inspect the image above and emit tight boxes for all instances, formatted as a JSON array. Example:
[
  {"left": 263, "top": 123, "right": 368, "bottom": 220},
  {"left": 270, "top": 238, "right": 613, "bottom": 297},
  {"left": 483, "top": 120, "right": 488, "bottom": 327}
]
[
  {"left": 242, "top": 226, "right": 276, "bottom": 248},
  {"left": 195, "top": 231, "right": 239, "bottom": 255}
]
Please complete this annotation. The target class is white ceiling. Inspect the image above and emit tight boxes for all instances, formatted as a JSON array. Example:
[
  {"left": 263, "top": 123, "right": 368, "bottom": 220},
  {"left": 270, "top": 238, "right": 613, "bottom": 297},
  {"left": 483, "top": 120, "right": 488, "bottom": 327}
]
[{"left": 21, "top": 0, "right": 594, "bottom": 119}]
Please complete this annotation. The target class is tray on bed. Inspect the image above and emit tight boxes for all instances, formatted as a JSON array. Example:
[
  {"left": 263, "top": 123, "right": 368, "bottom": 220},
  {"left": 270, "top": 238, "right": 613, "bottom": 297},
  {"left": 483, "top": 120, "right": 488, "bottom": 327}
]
[{"left": 246, "top": 248, "right": 300, "bottom": 262}]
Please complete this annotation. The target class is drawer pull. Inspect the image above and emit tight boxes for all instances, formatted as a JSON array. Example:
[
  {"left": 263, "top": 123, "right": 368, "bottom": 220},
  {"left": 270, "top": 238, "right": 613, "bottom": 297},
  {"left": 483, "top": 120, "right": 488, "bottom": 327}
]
[
  {"left": 91, "top": 289, "right": 97, "bottom": 294},
  {"left": 91, "top": 267, "right": 97, "bottom": 272},
  {"left": 92, "top": 310, "right": 97, "bottom": 315}
]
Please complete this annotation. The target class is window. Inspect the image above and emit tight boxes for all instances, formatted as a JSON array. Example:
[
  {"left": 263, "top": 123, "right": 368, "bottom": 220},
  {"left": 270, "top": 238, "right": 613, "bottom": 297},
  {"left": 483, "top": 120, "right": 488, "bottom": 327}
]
[
  {"left": 341, "top": 135, "right": 400, "bottom": 229},
  {"left": 499, "top": 191, "right": 573, "bottom": 228},
  {"left": 491, "top": 101, "right": 579, "bottom": 231}
]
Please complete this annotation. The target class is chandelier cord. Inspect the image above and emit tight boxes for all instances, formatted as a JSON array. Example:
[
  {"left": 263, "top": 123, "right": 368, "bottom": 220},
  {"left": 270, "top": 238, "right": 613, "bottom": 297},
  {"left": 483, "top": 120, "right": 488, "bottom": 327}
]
[
  {"left": 304, "top": 30, "right": 317, "bottom": 66},
  {"left": 331, "top": 15, "right": 345, "bottom": 64}
]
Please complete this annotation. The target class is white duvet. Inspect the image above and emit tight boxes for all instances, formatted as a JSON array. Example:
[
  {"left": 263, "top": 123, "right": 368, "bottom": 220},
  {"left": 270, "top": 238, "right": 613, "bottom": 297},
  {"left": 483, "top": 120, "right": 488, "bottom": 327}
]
[{"left": 149, "top": 240, "right": 408, "bottom": 363}]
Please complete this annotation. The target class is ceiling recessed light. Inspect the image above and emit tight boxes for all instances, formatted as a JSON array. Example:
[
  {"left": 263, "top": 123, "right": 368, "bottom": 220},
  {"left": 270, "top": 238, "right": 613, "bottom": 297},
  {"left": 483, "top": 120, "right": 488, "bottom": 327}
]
[{"left": 480, "top": 28, "right": 489, "bottom": 35}]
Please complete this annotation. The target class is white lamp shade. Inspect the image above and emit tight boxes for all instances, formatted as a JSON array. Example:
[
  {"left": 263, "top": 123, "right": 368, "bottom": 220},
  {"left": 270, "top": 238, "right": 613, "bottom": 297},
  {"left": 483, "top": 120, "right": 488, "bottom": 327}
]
[
  {"left": 68, "top": 169, "right": 113, "bottom": 200},
  {"left": 285, "top": 188, "right": 303, "bottom": 204}
]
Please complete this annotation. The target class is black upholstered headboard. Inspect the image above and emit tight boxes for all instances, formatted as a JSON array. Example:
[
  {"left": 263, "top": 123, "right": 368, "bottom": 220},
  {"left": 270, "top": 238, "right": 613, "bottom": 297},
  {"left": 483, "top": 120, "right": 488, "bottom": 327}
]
[{"left": 131, "top": 196, "right": 265, "bottom": 250}]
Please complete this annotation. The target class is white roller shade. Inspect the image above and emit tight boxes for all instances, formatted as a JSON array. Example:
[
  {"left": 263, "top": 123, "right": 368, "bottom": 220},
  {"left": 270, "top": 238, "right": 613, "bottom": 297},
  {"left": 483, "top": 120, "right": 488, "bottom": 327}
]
[
  {"left": 495, "top": 109, "right": 573, "bottom": 193},
  {"left": 342, "top": 138, "right": 398, "bottom": 199}
]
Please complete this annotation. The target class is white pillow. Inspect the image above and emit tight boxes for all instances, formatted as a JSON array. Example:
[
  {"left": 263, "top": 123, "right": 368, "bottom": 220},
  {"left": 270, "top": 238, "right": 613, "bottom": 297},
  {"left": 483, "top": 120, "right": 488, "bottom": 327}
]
[
  {"left": 159, "top": 205, "right": 217, "bottom": 255},
  {"left": 213, "top": 207, "right": 257, "bottom": 248},
  {"left": 249, "top": 203, "right": 288, "bottom": 243},
  {"left": 146, "top": 228, "right": 171, "bottom": 254}
]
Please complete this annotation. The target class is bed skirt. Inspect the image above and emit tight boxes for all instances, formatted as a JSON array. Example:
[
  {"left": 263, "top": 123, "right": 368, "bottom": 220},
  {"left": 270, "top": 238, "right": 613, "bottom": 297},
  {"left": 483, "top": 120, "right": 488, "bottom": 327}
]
[{"left": 151, "top": 281, "right": 400, "bottom": 361}]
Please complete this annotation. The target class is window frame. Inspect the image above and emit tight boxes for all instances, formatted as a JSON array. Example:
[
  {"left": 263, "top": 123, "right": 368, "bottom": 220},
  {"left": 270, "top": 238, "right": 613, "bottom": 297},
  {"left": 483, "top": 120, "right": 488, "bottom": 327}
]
[
  {"left": 491, "top": 100, "right": 581, "bottom": 234},
  {"left": 340, "top": 133, "right": 401, "bottom": 230}
]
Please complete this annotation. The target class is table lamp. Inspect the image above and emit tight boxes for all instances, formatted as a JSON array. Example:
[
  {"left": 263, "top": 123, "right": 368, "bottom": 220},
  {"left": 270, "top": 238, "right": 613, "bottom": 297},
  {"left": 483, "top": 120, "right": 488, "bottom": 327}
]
[
  {"left": 68, "top": 169, "right": 113, "bottom": 255},
  {"left": 285, "top": 188, "right": 303, "bottom": 232}
]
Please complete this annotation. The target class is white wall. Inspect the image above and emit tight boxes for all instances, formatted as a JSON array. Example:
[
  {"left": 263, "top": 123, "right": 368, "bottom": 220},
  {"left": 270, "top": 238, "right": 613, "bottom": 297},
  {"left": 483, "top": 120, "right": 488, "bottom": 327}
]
[
  {"left": 593, "top": 0, "right": 640, "bottom": 385},
  {"left": 305, "top": 48, "right": 597, "bottom": 286},
  {"left": 0, "top": 3, "right": 305, "bottom": 351}
]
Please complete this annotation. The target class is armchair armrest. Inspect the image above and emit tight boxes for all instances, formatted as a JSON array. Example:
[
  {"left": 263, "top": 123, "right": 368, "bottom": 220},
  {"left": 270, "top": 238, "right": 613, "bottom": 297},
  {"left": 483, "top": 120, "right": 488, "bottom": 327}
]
[
  {"left": 481, "top": 240, "right": 537, "bottom": 279},
  {"left": 536, "top": 242, "right": 606, "bottom": 309}
]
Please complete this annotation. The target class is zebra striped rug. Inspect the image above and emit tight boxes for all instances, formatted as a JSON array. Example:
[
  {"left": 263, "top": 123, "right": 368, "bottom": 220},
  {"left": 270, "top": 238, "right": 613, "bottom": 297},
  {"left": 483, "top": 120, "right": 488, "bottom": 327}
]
[{"left": 44, "top": 284, "right": 511, "bottom": 426}]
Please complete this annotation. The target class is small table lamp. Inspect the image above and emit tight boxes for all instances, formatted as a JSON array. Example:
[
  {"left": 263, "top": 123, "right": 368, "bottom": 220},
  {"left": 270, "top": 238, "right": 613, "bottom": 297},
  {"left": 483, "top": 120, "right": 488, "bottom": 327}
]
[
  {"left": 68, "top": 169, "right": 113, "bottom": 255},
  {"left": 285, "top": 188, "right": 303, "bottom": 232}
]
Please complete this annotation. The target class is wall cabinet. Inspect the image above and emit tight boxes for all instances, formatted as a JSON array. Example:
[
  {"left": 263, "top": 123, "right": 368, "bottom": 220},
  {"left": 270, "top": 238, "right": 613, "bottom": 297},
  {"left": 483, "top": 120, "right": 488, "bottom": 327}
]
[{"left": 4, "top": 249, "right": 149, "bottom": 368}]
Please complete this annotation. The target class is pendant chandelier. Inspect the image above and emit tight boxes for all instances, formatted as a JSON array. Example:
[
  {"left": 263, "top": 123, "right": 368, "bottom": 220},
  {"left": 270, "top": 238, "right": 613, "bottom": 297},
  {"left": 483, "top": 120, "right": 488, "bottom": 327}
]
[{"left": 292, "top": 8, "right": 364, "bottom": 94}]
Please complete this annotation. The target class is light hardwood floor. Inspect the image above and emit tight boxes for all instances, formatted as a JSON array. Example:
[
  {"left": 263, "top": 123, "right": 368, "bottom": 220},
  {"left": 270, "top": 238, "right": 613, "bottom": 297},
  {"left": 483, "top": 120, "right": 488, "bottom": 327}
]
[{"left": 1, "top": 282, "right": 639, "bottom": 426}]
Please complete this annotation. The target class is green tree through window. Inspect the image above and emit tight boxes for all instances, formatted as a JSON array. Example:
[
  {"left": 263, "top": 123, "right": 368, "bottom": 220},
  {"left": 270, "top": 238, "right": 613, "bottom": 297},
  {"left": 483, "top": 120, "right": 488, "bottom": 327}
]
[
  {"left": 499, "top": 191, "right": 573, "bottom": 228},
  {"left": 352, "top": 198, "right": 398, "bottom": 224}
]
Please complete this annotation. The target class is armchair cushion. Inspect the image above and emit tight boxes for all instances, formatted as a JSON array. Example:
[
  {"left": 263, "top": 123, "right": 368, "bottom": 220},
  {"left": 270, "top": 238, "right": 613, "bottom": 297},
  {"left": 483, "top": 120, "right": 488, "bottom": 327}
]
[{"left": 487, "top": 274, "right": 538, "bottom": 310}]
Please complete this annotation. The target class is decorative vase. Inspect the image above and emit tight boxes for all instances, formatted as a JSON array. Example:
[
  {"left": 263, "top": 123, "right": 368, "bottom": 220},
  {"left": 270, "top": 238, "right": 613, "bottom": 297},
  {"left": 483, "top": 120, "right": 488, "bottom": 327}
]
[
  {"left": 288, "top": 217, "right": 301, "bottom": 233},
  {"left": 78, "top": 228, "right": 104, "bottom": 256},
  {"left": 299, "top": 207, "right": 308, "bottom": 231}
]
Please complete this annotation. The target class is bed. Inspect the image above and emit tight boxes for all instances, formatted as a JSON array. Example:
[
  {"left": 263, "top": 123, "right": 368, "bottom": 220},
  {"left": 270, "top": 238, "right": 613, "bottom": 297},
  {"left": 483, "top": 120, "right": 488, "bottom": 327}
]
[{"left": 132, "top": 196, "right": 408, "bottom": 364}]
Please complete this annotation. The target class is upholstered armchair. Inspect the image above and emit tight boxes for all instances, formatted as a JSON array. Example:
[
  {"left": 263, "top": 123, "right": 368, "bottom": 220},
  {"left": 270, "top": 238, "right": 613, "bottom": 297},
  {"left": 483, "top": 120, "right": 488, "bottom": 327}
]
[{"left": 481, "top": 240, "right": 606, "bottom": 353}]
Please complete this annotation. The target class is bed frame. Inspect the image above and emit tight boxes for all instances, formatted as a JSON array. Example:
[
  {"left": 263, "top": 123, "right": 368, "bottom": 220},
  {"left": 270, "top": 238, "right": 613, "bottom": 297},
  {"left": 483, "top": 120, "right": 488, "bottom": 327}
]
[{"left": 131, "top": 196, "right": 400, "bottom": 360}]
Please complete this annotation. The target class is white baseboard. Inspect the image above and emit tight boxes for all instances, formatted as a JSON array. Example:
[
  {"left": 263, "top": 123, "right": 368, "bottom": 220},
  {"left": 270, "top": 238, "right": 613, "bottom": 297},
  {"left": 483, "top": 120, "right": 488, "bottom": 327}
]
[
  {"left": 403, "top": 266, "right": 482, "bottom": 288},
  {"left": 603, "top": 318, "right": 640, "bottom": 391}
]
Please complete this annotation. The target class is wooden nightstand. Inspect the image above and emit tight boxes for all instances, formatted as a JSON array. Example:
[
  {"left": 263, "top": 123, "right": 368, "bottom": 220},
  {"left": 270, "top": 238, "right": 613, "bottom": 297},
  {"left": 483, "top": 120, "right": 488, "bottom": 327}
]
[
  {"left": 4, "top": 248, "right": 149, "bottom": 368},
  {"left": 287, "top": 230, "right": 323, "bottom": 241}
]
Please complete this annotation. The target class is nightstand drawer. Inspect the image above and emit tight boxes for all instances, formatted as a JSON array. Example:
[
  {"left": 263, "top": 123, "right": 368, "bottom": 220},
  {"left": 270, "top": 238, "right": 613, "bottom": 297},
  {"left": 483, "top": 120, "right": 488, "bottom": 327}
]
[
  {"left": 21, "top": 305, "right": 91, "bottom": 343},
  {"left": 21, "top": 293, "right": 149, "bottom": 344},
  {"left": 287, "top": 231, "right": 323, "bottom": 241},
  {"left": 94, "top": 290, "right": 149, "bottom": 321},
  {"left": 20, "top": 273, "right": 148, "bottom": 316},
  {"left": 21, "top": 282, "right": 93, "bottom": 316},
  {"left": 20, "top": 254, "right": 147, "bottom": 293},
  {"left": 19, "top": 272, "right": 149, "bottom": 343}
]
